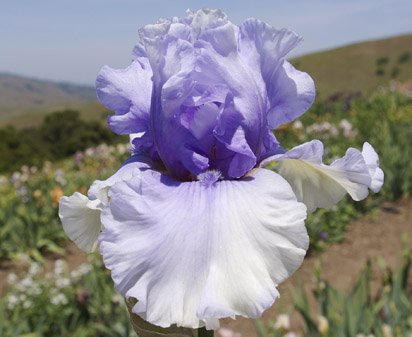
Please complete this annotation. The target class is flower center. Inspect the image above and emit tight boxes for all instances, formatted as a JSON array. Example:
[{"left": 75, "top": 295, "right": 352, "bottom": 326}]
[{"left": 197, "top": 170, "right": 222, "bottom": 187}]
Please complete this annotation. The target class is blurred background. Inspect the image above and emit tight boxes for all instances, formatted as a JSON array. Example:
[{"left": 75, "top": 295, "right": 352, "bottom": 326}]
[{"left": 0, "top": 1, "right": 411, "bottom": 336}]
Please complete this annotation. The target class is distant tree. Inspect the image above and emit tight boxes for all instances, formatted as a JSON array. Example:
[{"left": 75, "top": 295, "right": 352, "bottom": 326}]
[
  {"left": 391, "top": 66, "right": 400, "bottom": 78},
  {"left": 40, "top": 109, "right": 119, "bottom": 159},
  {"left": 376, "top": 68, "right": 385, "bottom": 77},
  {"left": 398, "top": 52, "right": 411, "bottom": 64},
  {"left": 0, "top": 126, "right": 48, "bottom": 172},
  {"left": 0, "top": 109, "right": 125, "bottom": 173},
  {"left": 41, "top": 110, "right": 82, "bottom": 158},
  {"left": 376, "top": 56, "right": 389, "bottom": 67}
]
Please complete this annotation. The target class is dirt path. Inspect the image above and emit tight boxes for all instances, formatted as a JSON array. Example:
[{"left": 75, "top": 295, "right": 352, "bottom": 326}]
[{"left": 222, "top": 201, "right": 412, "bottom": 336}]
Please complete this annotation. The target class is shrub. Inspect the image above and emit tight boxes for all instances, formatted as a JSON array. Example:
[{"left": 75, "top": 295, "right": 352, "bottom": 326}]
[
  {"left": 398, "top": 52, "right": 411, "bottom": 64},
  {"left": 376, "top": 57, "right": 389, "bottom": 67}
]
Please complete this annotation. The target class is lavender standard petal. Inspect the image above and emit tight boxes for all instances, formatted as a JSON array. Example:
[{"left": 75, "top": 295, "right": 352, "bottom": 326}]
[
  {"left": 96, "top": 60, "right": 152, "bottom": 135},
  {"left": 97, "top": 9, "right": 314, "bottom": 180}
]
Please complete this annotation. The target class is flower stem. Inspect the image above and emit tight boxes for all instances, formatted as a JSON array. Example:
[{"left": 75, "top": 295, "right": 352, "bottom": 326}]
[{"left": 198, "top": 327, "right": 214, "bottom": 337}]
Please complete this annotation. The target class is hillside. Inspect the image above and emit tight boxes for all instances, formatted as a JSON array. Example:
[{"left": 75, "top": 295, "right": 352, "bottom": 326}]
[
  {"left": 293, "top": 33, "right": 412, "bottom": 98},
  {"left": 0, "top": 73, "right": 100, "bottom": 127}
]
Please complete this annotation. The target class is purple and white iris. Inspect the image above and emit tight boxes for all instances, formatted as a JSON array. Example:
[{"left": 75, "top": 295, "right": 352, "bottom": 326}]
[{"left": 59, "top": 9, "right": 383, "bottom": 330}]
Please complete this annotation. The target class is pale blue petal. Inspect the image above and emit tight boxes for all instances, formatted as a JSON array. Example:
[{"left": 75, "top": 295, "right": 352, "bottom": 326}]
[
  {"left": 261, "top": 140, "right": 374, "bottom": 212},
  {"left": 99, "top": 168, "right": 308, "bottom": 329},
  {"left": 239, "top": 19, "right": 315, "bottom": 128},
  {"left": 239, "top": 19, "right": 302, "bottom": 85},
  {"left": 267, "top": 61, "right": 315, "bottom": 128},
  {"left": 362, "top": 142, "right": 384, "bottom": 192},
  {"left": 96, "top": 60, "right": 152, "bottom": 135}
]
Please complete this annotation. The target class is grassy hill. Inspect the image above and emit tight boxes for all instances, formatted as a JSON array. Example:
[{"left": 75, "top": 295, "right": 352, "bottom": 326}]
[
  {"left": 293, "top": 33, "right": 412, "bottom": 98},
  {"left": 0, "top": 73, "right": 104, "bottom": 127}
]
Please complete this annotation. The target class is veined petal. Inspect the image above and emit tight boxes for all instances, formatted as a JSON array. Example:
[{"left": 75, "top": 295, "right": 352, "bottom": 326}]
[
  {"left": 126, "top": 297, "right": 197, "bottom": 337},
  {"left": 362, "top": 142, "right": 384, "bottom": 192},
  {"left": 239, "top": 19, "right": 302, "bottom": 85},
  {"left": 96, "top": 59, "right": 152, "bottom": 135},
  {"left": 267, "top": 61, "right": 315, "bottom": 129},
  {"left": 99, "top": 168, "right": 308, "bottom": 329},
  {"left": 261, "top": 140, "right": 374, "bottom": 212},
  {"left": 239, "top": 19, "right": 314, "bottom": 128},
  {"left": 58, "top": 192, "right": 102, "bottom": 253}
]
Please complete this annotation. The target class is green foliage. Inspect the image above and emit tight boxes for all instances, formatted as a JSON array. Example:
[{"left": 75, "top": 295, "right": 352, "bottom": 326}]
[
  {"left": 391, "top": 66, "right": 400, "bottom": 78},
  {"left": 294, "top": 34, "right": 412, "bottom": 97},
  {"left": 258, "top": 238, "right": 412, "bottom": 337},
  {"left": 296, "top": 239, "right": 411, "bottom": 337},
  {"left": 376, "top": 68, "right": 385, "bottom": 76},
  {"left": 0, "top": 126, "right": 47, "bottom": 173},
  {"left": 0, "top": 257, "right": 134, "bottom": 337},
  {"left": 0, "top": 109, "right": 124, "bottom": 174},
  {"left": 376, "top": 56, "right": 389, "bottom": 67},
  {"left": 352, "top": 92, "right": 412, "bottom": 200},
  {"left": 0, "top": 143, "right": 129, "bottom": 260},
  {"left": 398, "top": 52, "right": 411, "bottom": 64}
]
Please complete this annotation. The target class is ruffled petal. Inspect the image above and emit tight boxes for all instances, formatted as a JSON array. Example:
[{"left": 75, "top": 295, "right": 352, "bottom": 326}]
[
  {"left": 194, "top": 40, "right": 265, "bottom": 178},
  {"left": 261, "top": 140, "right": 374, "bottom": 212},
  {"left": 239, "top": 19, "right": 302, "bottom": 81},
  {"left": 239, "top": 19, "right": 314, "bottom": 128},
  {"left": 126, "top": 297, "right": 197, "bottom": 337},
  {"left": 59, "top": 156, "right": 154, "bottom": 252},
  {"left": 188, "top": 8, "right": 228, "bottom": 36},
  {"left": 362, "top": 142, "right": 384, "bottom": 192},
  {"left": 96, "top": 59, "right": 152, "bottom": 135},
  {"left": 88, "top": 155, "right": 154, "bottom": 203},
  {"left": 143, "top": 32, "right": 198, "bottom": 178},
  {"left": 213, "top": 96, "right": 257, "bottom": 178},
  {"left": 99, "top": 168, "right": 308, "bottom": 329},
  {"left": 266, "top": 61, "right": 315, "bottom": 129},
  {"left": 58, "top": 192, "right": 102, "bottom": 253}
]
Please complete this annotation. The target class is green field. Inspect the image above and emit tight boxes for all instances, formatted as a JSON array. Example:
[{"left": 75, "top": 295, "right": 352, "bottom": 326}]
[
  {"left": 0, "top": 101, "right": 109, "bottom": 128},
  {"left": 294, "top": 33, "right": 412, "bottom": 98}
]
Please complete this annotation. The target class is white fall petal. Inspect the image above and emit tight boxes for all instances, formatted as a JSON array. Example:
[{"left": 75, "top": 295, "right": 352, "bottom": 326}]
[
  {"left": 99, "top": 168, "right": 308, "bottom": 329},
  {"left": 260, "top": 140, "right": 383, "bottom": 213},
  {"left": 58, "top": 155, "right": 152, "bottom": 252},
  {"left": 362, "top": 142, "right": 384, "bottom": 193},
  {"left": 58, "top": 192, "right": 102, "bottom": 253}
]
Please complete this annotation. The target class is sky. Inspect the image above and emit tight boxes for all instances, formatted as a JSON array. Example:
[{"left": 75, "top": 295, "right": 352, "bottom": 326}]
[{"left": 1, "top": 0, "right": 412, "bottom": 86}]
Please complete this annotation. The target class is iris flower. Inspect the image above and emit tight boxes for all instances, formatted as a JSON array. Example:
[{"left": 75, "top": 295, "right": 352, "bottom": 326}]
[{"left": 59, "top": 9, "right": 383, "bottom": 331}]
